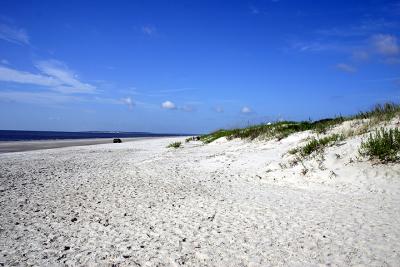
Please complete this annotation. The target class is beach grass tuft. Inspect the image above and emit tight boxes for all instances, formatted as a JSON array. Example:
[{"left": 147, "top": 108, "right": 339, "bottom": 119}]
[
  {"left": 354, "top": 102, "right": 400, "bottom": 121},
  {"left": 300, "top": 134, "right": 344, "bottom": 157},
  {"left": 359, "top": 128, "right": 400, "bottom": 162},
  {"left": 167, "top": 141, "right": 182, "bottom": 148}
]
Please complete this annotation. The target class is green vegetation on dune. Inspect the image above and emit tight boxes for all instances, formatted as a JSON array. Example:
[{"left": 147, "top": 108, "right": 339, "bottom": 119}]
[
  {"left": 200, "top": 119, "right": 345, "bottom": 144},
  {"left": 300, "top": 134, "right": 344, "bottom": 157},
  {"left": 201, "top": 129, "right": 236, "bottom": 144},
  {"left": 288, "top": 134, "right": 344, "bottom": 157},
  {"left": 354, "top": 102, "right": 400, "bottom": 121},
  {"left": 359, "top": 128, "right": 400, "bottom": 162},
  {"left": 200, "top": 102, "right": 400, "bottom": 144}
]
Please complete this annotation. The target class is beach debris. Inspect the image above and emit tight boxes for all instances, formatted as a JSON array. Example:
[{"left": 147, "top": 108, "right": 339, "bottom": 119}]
[
  {"left": 113, "top": 138, "right": 122, "bottom": 143},
  {"left": 207, "top": 212, "right": 216, "bottom": 221},
  {"left": 186, "top": 136, "right": 201, "bottom": 142}
]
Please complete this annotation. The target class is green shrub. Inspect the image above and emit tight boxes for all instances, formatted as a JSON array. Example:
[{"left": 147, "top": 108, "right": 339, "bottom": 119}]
[
  {"left": 359, "top": 128, "right": 400, "bottom": 162},
  {"left": 167, "top": 141, "right": 182, "bottom": 148}
]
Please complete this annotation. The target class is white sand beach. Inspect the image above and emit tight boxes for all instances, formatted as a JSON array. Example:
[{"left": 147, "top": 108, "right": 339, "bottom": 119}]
[{"left": 1, "top": 121, "right": 400, "bottom": 266}]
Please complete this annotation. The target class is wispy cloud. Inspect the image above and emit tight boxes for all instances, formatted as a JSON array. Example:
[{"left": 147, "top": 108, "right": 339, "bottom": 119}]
[
  {"left": 181, "top": 104, "right": 196, "bottom": 112},
  {"left": 315, "top": 19, "right": 397, "bottom": 38},
  {"left": 161, "top": 100, "right": 176, "bottom": 110},
  {"left": 291, "top": 41, "right": 345, "bottom": 53},
  {"left": 0, "top": 60, "right": 96, "bottom": 94},
  {"left": 351, "top": 51, "right": 369, "bottom": 62},
  {"left": 336, "top": 63, "right": 357, "bottom": 73},
  {"left": 249, "top": 5, "right": 259, "bottom": 14},
  {"left": 1, "top": 59, "right": 9, "bottom": 65},
  {"left": 142, "top": 25, "right": 157, "bottom": 36},
  {"left": 0, "top": 23, "right": 29, "bottom": 45},
  {"left": 0, "top": 90, "right": 139, "bottom": 110},
  {"left": 127, "top": 87, "right": 196, "bottom": 98},
  {"left": 0, "top": 90, "right": 81, "bottom": 105},
  {"left": 35, "top": 60, "right": 96, "bottom": 93},
  {"left": 291, "top": 17, "right": 400, "bottom": 73},
  {"left": 121, "top": 97, "right": 134, "bottom": 109},
  {"left": 241, "top": 106, "right": 252, "bottom": 114},
  {"left": 157, "top": 88, "right": 195, "bottom": 93},
  {"left": 364, "top": 76, "right": 400, "bottom": 82},
  {"left": 371, "top": 34, "right": 399, "bottom": 56},
  {"left": 290, "top": 17, "right": 399, "bottom": 60},
  {"left": 383, "top": 57, "right": 400, "bottom": 65},
  {"left": 214, "top": 106, "right": 224, "bottom": 113},
  {"left": 0, "top": 65, "right": 59, "bottom": 87}
]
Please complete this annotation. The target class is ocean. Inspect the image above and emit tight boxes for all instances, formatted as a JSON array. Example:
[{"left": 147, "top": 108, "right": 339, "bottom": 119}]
[{"left": 0, "top": 130, "right": 183, "bottom": 141}]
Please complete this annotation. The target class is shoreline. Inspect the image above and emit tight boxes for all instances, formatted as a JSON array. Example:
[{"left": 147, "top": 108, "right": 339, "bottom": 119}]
[{"left": 0, "top": 137, "right": 171, "bottom": 153}]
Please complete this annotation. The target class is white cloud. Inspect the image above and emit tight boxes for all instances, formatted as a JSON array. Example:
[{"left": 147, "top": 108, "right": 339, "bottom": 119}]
[
  {"left": 121, "top": 97, "right": 134, "bottom": 109},
  {"left": 161, "top": 100, "right": 176, "bottom": 110},
  {"left": 0, "top": 23, "right": 29, "bottom": 45},
  {"left": 142, "top": 25, "right": 157, "bottom": 36},
  {"left": 371, "top": 34, "right": 399, "bottom": 56},
  {"left": 241, "top": 106, "right": 252, "bottom": 114},
  {"left": 0, "top": 60, "right": 96, "bottom": 94},
  {"left": 336, "top": 63, "right": 357, "bottom": 73}
]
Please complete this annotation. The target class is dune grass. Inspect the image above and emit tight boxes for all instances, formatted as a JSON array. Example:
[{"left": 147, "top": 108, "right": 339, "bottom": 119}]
[
  {"left": 359, "top": 128, "right": 400, "bottom": 162},
  {"left": 200, "top": 119, "right": 345, "bottom": 144},
  {"left": 300, "top": 134, "right": 344, "bottom": 157},
  {"left": 354, "top": 102, "right": 400, "bottom": 121},
  {"left": 167, "top": 141, "right": 182, "bottom": 149},
  {"left": 200, "top": 102, "right": 400, "bottom": 144}
]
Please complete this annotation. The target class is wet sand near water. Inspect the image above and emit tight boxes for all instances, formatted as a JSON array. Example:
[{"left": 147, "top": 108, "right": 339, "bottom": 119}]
[{"left": 0, "top": 137, "right": 157, "bottom": 153}]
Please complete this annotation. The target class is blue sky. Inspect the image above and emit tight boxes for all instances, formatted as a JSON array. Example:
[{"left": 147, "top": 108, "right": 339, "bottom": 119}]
[{"left": 0, "top": 0, "right": 399, "bottom": 133}]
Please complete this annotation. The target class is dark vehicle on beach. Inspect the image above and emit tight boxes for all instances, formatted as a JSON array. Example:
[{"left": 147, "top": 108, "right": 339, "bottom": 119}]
[{"left": 113, "top": 138, "right": 122, "bottom": 143}]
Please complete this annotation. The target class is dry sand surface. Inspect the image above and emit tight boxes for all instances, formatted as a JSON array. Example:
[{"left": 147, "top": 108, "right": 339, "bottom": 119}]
[{"left": 1, "top": 129, "right": 400, "bottom": 266}]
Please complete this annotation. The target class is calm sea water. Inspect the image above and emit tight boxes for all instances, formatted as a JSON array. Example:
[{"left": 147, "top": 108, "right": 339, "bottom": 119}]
[{"left": 0, "top": 130, "right": 183, "bottom": 141}]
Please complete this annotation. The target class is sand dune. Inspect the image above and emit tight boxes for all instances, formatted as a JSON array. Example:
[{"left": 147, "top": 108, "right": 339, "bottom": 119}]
[{"left": 1, "top": 122, "right": 400, "bottom": 265}]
